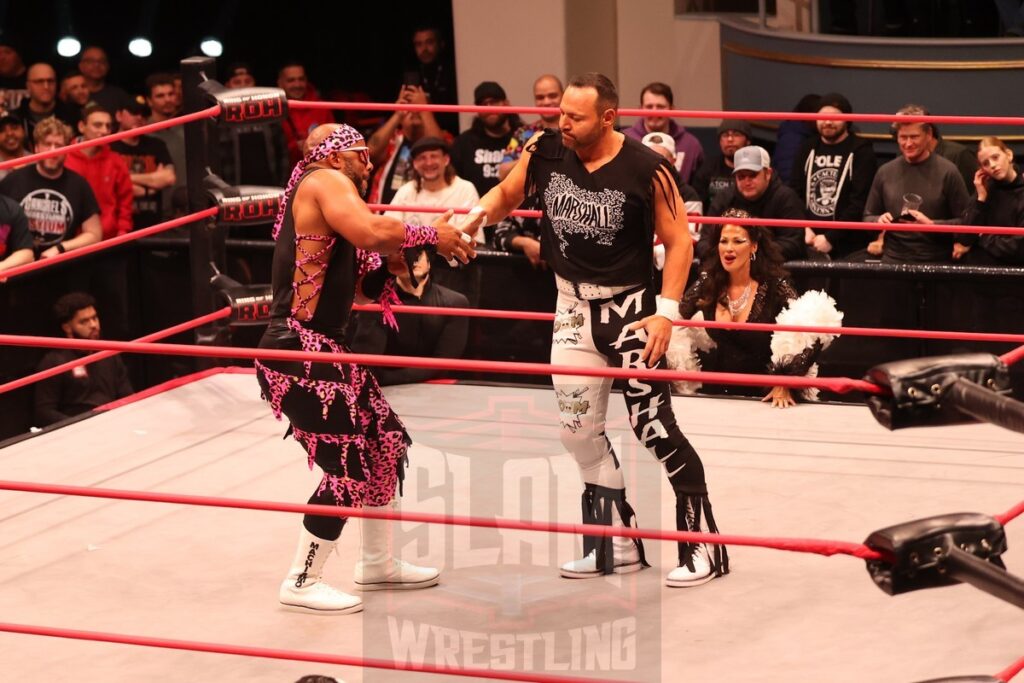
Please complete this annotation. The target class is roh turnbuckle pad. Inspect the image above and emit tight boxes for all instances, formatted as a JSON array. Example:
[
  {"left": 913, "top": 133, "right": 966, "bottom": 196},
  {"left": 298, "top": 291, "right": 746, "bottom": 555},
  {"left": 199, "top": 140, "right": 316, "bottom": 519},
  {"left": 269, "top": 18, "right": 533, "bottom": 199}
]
[
  {"left": 210, "top": 267, "right": 273, "bottom": 326},
  {"left": 863, "top": 512, "right": 1007, "bottom": 597},
  {"left": 864, "top": 354, "right": 1010, "bottom": 430},
  {"left": 219, "top": 284, "right": 274, "bottom": 325},
  {"left": 206, "top": 184, "right": 284, "bottom": 226},
  {"left": 200, "top": 80, "right": 288, "bottom": 125}
]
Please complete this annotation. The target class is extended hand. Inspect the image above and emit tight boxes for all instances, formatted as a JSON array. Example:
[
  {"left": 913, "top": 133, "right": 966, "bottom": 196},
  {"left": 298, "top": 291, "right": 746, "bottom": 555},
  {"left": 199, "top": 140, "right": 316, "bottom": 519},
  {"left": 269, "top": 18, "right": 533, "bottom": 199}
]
[
  {"left": 432, "top": 210, "right": 476, "bottom": 265},
  {"left": 762, "top": 386, "right": 796, "bottom": 408},
  {"left": 626, "top": 314, "right": 673, "bottom": 366}
]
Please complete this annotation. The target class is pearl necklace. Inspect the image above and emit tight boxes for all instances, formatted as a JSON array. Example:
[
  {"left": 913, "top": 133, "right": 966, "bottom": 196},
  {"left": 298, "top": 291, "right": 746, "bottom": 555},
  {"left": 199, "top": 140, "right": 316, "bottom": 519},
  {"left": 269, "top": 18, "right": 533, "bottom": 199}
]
[{"left": 727, "top": 282, "right": 752, "bottom": 318}]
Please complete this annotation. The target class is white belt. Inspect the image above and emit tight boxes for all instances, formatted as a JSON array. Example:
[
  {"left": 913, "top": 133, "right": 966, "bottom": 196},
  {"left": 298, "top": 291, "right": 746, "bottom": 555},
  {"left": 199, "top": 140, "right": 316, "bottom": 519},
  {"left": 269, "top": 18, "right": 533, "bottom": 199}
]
[{"left": 555, "top": 275, "right": 640, "bottom": 301}]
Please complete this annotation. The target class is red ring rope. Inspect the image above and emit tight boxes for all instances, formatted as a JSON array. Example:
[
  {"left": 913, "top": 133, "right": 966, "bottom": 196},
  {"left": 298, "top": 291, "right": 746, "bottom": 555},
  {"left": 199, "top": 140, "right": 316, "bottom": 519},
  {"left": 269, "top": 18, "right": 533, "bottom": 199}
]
[
  {"left": 1000, "top": 345, "right": 1024, "bottom": 368},
  {"left": 996, "top": 499, "right": 1024, "bottom": 526},
  {"left": 0, "top": 480, "right": 886, "bottom": 560},
  {"left": 0, "top": 207, "right": 218, "bottom": 281},
  {"left": 0, "top": 335, "right": 884, "bottom": 395},
  {"left": 997, "top": 655, "right": 1024, "bottom": 682},
  {"left": 0, "top": 105, "right": 222, "bottom": 172},
  {"left": 365, "top": 203, "right": 1024, "bottom": 237},
  {"left": 351, "top": 302, "right": 1024, "bottom": 348},
  {"left": 0, "top": 621, "right": 619, "bottom": 683},
  {"left": 287, "top": 100, "right": 1024, "bottom": 127},
  {"left": 0, "top": 307, "right": 231, "bottom": 396}
]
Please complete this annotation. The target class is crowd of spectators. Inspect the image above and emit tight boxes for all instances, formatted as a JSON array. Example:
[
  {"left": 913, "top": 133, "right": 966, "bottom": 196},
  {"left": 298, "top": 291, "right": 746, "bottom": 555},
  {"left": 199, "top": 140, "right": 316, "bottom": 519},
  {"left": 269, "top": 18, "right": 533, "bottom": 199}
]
[{"left": 1, "top": 21, "right": 1023, "bottom": 433}]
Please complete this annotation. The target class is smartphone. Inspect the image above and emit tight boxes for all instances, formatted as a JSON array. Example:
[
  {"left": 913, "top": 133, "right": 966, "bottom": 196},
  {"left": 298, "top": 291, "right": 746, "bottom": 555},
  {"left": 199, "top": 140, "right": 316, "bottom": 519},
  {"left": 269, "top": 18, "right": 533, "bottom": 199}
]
[{"left": 402, "top": 71, "right": 422, "bottom": 88}]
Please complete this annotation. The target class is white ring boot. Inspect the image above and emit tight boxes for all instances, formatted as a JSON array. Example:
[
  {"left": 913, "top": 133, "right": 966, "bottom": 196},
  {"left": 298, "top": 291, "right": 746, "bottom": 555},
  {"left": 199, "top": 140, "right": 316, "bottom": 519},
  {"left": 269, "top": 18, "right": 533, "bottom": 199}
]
[
  {"left": 354, "top": 499, "right": 440, "bottom": 591},
  {"left": 560, "top": 485, "right": 646, "bottom": 579},
  {"left": 665, "top": 543, "right": 714, "bottom": 588},
  {"left": 279, "top": 526, "right": 363, "bottom": 615}
]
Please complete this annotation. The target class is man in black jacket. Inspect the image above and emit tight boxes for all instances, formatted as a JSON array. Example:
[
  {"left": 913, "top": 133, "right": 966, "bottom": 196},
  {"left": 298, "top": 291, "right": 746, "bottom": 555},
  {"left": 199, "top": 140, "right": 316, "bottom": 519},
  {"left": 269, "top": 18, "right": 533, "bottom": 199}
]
[
  {"left": 790, "top": 92, "right": 877, "bottom": 259},
  {"left": 702, "top": 145, "right": 806, "bottom": 262},
  {"left": 348, "top": 246, "right": 468, "bottom": 385},
  {"left": 34, "top": 292, "right": 133, "bottom": 427},
  {"left": 691, "top": 119, "right": 751, "bottom": 212}
]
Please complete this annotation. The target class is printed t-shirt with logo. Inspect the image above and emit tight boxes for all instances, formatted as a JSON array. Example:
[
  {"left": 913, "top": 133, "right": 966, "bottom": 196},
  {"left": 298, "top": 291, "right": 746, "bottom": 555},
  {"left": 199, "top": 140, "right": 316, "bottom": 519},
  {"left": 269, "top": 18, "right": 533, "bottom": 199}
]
[{"left": 0, "top": 165, "right": 99, "bottom": 254}]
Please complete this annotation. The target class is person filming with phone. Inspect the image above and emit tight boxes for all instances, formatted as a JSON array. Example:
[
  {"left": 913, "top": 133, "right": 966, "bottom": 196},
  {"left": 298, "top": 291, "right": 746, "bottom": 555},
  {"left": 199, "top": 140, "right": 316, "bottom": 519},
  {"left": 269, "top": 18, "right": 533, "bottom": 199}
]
[
  {"left": 862, "top": 104, "right": 970, "bottom": 263},
  {"left": 366, "top": 82, "right": 447, "bottom": 205}
]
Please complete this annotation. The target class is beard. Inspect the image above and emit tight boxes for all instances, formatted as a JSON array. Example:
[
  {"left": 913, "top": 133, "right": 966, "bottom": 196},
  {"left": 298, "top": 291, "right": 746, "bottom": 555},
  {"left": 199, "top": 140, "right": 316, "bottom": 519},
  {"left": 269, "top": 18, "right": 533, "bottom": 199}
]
[
  {"left": 563, "top": 127, "right": 599, "bottom": 150},
  {"left": 343, "top": 160, "right": 368, "bottom": 198},
  {"left": 819, "top": 124, "right": 846, "bottom": 144},
  {"left": 72, "top": 328, "right": 100, "bottom": 341}
]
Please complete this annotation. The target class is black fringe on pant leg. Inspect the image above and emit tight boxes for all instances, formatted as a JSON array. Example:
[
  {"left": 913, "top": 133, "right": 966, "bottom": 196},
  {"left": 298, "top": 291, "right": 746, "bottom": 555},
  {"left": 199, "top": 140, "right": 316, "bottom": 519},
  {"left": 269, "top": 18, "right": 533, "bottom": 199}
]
[
  {"left": 582, "top": 484, "right": 649, "bottom": 574},
  {"left": 675, "top": 492, "right": 729, "bottom": 577}
]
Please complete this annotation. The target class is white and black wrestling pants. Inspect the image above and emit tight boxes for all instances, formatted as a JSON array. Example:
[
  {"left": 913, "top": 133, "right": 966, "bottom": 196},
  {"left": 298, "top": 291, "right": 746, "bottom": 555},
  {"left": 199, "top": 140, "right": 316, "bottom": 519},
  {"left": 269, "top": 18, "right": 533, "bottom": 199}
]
[{"left": 551, "top": 275, "right": 728, "bottom": 577}]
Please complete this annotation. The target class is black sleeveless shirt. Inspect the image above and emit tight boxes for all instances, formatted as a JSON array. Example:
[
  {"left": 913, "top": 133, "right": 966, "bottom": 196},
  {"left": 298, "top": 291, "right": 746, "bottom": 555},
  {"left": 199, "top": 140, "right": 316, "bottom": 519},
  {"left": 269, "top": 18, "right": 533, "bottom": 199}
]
[
  {"left": 260, "top": 168, "right": 357, "bottom": 347},
  {"left": 525, "top": 131, "right": 676, "bottom": 286}
]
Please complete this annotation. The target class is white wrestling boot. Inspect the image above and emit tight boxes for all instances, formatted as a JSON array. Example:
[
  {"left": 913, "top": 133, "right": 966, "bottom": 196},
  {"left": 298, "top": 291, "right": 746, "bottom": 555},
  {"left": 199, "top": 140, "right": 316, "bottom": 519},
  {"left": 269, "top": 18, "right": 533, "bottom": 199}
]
[
  {"left": 559, "top": 537, "right": 643, "bottom": 578},
  {"left": 279, "top": 527, "right": 363, "bottom": 615},
  {"left": 665, "top": 493, "right": 726, "bottom": 588},
  {"left": 560, "top": 485, "right": 646, "bottom": 579},
  {"left": 354, "top": 499, "right": 440, "bottom": 591},
  {"left": 665, "top": 543, "right": 714, "bottom": 588}
]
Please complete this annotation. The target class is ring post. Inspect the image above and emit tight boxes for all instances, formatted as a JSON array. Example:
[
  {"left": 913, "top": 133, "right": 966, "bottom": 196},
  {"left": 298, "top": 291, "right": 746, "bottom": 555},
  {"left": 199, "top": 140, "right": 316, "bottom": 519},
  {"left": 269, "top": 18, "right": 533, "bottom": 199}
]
[{"left": 182, "top": 56, "right": 227, "bottom": 367}]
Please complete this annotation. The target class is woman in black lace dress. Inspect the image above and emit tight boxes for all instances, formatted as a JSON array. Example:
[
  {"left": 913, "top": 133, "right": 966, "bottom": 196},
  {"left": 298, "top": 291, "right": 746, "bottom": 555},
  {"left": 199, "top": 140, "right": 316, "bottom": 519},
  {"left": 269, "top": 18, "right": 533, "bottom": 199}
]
[{"left": 669, "top": 208, "right": 842, "bottom": 406}]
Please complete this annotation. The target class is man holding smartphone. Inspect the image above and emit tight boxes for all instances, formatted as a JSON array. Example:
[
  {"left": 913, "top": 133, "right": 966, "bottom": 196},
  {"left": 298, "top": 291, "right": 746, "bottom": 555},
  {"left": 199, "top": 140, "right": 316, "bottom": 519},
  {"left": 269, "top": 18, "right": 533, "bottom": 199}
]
[
  {"left": 366, "top": 84, "right": 447, "bottom": 205},
  {"left": 408, "top": 25, "right": 458, "bottom": 135}
]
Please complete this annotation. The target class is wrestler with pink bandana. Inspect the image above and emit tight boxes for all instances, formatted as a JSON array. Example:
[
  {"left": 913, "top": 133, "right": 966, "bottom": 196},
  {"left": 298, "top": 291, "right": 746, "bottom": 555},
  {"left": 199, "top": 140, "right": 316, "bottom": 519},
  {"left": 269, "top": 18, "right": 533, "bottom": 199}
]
[{"left": 255, "top": 123, "right": 479, "bottom": 615}]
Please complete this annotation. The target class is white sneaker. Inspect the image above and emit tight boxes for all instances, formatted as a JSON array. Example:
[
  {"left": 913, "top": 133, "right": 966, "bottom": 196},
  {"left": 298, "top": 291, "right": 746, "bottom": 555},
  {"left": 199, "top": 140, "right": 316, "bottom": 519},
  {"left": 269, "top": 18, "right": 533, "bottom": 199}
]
[
  {"left": 560, "top": 547, "right": 644, "bottom": 579},
  {"left": 665, "top": 543, "right": 715, "bottom": 588},
  {"left": 354, "top": 500, "right": 440, "bottom": 591},
  {"left": 279, "top": 527, "right": 363, "bottom": 614},
  {"left": 279, "top": 578, "right": 364, "bottom": 614},
  {"left": 355, "top": 558, "right": 440, "bottom": 591}
]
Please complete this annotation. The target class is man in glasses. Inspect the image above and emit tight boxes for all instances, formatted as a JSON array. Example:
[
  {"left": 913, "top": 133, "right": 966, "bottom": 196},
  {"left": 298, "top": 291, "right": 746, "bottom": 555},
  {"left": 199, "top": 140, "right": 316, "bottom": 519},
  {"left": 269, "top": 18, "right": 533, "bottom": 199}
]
[
  {"left": 256, "top": 123, "right": 478, "bottom": 615},
  {"left": 15, "top": 63, "right": 77, "bottom": 141}
]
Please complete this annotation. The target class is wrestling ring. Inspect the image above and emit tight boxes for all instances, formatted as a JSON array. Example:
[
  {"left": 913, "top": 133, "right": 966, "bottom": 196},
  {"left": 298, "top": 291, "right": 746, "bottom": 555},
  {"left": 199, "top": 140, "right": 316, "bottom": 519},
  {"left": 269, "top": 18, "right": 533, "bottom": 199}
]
[{"left": 0, "top": 57, "right": 1020, "bottom": 683}]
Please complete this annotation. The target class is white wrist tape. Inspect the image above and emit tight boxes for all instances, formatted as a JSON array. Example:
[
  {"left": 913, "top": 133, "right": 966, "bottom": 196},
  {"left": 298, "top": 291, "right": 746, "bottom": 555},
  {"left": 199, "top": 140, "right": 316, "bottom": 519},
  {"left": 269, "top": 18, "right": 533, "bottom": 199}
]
[
  {"left": 445, "top": 230, "right": 474, "bottom": 267},
  {"left": 468, "top": 205, "right": 487, "bottom": 225},
  {"left": 656, "top": 295, "right": 681, "bottom": 322}
]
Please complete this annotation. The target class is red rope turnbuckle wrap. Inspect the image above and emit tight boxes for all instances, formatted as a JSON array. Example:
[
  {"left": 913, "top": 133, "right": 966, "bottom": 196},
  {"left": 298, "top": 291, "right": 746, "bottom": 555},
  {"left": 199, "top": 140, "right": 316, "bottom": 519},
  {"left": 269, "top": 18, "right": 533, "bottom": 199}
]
[
  {"left": 0, "top": 621, "right": 623, "bottom": 683},
  {"left": 288, "top": 101, "right": 1024, "bottom": 128},
  {"left": 997, "top": 655, "right": 1024, "bottom": 682},
  {"left": 0, "top": 207, "right": 219, "bottom": 281},
  {"left": 0, "top": 105, "right": 222, "bottom": 172},
  {"left": 351, "top": 302, "right": 1024, "bottom": 353},
  {"left": 0, "top": 334, "right": 884, "bottom": 395},
  {"left": 0, "top": 480, "right": 887, "bottom": 560},
  {"left": 367, "top": 202, "right": 1024, "bottom": 237},
  {"left": 0, "top": 307, "right": 231, "bottom": 396}
]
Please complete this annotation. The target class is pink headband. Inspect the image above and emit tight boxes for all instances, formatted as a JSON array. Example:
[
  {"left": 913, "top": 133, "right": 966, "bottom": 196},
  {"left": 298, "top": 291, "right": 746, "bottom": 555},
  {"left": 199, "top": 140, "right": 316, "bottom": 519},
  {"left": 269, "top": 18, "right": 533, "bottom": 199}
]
[{"left": 273, "top": 124, "right": 364, "bottom": 239}]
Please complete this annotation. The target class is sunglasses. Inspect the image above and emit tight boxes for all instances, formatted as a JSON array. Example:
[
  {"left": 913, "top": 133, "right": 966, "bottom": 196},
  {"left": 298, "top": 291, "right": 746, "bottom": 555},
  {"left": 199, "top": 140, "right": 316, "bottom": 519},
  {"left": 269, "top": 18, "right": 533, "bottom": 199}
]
[{"left": 341, "top": 145, "right": 370, "bottom": 165}]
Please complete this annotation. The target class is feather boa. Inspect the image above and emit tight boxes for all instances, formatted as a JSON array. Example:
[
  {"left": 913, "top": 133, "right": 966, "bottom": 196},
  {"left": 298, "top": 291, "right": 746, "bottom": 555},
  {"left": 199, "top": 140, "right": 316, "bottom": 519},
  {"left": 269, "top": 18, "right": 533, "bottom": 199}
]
[
  {"left": 770, "top": 290, "right": 843, "bottom": 401},
  {"left": 665, "top": 311, "right": 717, "bottom": 394}
]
